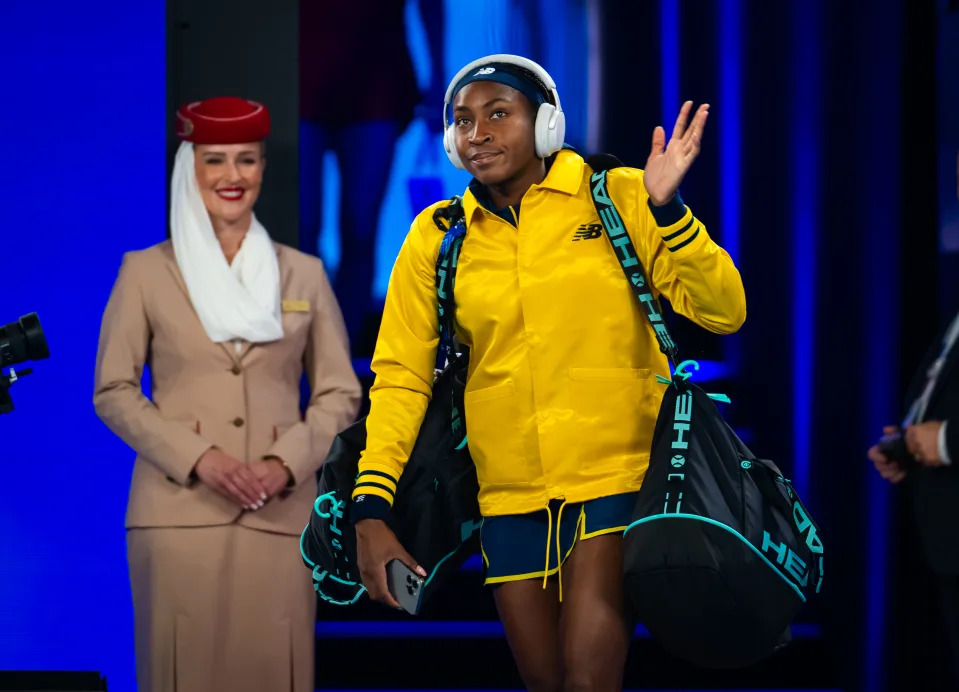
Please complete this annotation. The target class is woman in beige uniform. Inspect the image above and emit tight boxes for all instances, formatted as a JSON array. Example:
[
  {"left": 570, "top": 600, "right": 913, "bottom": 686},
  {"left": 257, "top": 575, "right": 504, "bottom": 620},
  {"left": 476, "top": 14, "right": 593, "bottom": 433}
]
[{"left": 94, "top": 96, "right": 361, "bottom": 692}]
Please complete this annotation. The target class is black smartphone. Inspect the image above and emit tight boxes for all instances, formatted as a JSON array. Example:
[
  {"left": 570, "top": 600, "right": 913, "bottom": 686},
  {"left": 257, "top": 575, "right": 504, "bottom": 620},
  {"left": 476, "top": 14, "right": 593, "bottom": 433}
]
[{"left": 878, "top": 428, "right": 915, "bottom": 467}]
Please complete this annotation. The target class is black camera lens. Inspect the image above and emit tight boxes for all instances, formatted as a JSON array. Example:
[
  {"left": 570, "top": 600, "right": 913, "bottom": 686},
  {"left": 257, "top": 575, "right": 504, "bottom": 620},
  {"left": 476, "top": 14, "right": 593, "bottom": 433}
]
[{"left": 0, "top": 313, "right": 49, "bottom": 368}]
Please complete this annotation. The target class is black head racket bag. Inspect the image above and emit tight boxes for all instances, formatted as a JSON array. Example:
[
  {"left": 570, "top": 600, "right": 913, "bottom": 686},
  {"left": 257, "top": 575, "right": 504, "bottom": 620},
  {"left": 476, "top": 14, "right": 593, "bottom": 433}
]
[
  {"left": 588, "top": 156, "right": 824, "bottom": 668},
  {"left": 300, "top": 200, "right": 481, "bottom": 608},
  {"left": 623, "top": 376, "right": 823, "bottom": 667}
]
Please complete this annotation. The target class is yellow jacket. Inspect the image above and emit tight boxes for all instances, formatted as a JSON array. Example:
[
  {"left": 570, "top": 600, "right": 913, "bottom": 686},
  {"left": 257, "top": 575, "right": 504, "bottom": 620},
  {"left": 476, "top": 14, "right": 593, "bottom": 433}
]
[{"left": 353, "top": 149, "right": 746, "bottom": 517}]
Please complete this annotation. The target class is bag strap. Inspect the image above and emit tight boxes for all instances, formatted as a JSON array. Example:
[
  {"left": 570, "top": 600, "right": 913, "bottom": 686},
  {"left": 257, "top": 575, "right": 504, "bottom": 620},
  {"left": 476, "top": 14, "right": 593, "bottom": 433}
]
[
  {"left": 586, "top": 154, "right": 680, "bottom": 370},
  {"left": 433, "top": 198, "right": 467, "bottom": 370},
  {"left": 432, "top": 199, "right": 469, "bottom": 448}
]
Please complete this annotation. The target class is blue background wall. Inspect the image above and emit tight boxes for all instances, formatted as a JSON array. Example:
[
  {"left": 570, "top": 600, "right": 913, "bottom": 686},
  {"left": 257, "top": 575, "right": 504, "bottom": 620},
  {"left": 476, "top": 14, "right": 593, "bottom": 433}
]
[{"left": 0, "top": 2, "right": 165, "bottom": 690}]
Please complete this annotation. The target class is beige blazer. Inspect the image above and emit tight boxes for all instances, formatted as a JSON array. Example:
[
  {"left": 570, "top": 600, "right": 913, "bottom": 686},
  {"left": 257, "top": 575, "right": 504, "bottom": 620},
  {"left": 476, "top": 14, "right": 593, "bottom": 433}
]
[{"left": 94, "top": 240, "right": 361, "bottom": 535}]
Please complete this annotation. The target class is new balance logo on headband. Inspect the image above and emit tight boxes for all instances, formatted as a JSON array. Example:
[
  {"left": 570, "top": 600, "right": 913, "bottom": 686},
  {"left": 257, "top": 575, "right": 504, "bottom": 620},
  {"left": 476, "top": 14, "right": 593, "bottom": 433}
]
[
  {"left": 475, "top": 67, "right": 496, "bottom": 75},
  {"left": 573, "top": 224, "right": 603, "bottom": 241}
]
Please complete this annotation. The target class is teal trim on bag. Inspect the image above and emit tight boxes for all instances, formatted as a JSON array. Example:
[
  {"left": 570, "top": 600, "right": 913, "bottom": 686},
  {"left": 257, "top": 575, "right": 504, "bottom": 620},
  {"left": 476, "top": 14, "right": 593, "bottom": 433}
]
[
  {"left": 315, "top": 582, "right": 366, "bottom": 607},
  {"left": 422, "top": 547, "right": 459, "bottom": 589},
  {"left": 422, "top": 521, "right": 482, "bottom": 589},
  {"left": 300, "top": 524, "right": 367, "bottom": 606},
  {"left": 328, "top": 574, "right": 361, "bottom": 586},
  {"left": 299, "top": 524, "right": 317, "bottom": 568},
  {"left": 623, "top": 513, "right": 807, "bottom": 603}
]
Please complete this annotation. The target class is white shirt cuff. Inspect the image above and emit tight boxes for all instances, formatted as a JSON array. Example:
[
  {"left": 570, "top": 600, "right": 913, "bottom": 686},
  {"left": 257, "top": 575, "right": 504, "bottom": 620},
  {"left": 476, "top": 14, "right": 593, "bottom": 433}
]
[{"left": 939, "top": 421, "right": 951, "bottom": 465}]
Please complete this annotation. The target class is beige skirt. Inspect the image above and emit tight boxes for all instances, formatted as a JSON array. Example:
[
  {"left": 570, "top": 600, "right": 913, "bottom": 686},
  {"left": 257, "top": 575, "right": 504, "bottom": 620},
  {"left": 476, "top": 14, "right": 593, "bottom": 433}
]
[{"left": 127, "top": 524, "right": 315, "bottom": 692}]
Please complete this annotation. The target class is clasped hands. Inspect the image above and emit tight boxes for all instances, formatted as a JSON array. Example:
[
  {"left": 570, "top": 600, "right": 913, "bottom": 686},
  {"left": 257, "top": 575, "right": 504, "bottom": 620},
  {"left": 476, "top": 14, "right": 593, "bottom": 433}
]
[
  {"left": 868, "top": 421, "right": 945, "bottom": 484},
  {"left": 193, "top": 447, "right": 292, "bottom": 510}
]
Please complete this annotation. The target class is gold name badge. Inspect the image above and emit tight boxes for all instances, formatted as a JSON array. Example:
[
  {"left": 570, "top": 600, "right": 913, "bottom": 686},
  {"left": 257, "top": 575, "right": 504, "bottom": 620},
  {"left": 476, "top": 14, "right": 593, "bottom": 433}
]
[{"left": 281, "top": 299, "right": 310, "bottom": 313}]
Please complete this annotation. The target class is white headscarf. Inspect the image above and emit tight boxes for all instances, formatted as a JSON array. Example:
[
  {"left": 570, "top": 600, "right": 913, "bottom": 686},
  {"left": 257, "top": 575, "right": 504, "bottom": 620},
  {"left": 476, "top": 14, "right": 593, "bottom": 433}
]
[{"left": 170, "top": 141, "right": 283, "bottom": 343}]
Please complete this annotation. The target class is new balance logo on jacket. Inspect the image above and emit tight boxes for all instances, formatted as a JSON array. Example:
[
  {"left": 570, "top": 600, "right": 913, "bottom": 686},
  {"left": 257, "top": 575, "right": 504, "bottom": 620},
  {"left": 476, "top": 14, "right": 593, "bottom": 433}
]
[{"left": 573, "top": 223, "right": 603, "bottom": 241}]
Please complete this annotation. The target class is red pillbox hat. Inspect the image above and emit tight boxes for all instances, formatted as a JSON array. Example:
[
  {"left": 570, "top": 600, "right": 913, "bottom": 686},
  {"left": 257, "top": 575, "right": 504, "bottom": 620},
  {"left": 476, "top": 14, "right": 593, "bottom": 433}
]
[{"left": 175, "top": 97, "right": 270, "bottom": 144}]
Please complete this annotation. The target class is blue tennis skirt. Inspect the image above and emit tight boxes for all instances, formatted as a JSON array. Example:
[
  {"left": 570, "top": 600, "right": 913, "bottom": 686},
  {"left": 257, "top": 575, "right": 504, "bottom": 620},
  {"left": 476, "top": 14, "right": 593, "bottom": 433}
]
[{"left": 480, "top": 492, "right": 638, "bottom": 585}]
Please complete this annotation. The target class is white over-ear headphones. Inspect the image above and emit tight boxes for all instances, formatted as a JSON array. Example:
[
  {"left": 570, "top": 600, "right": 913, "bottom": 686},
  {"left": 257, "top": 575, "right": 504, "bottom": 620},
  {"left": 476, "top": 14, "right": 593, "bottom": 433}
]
[{"left": 442, "top": 53, "right": 566, "bottom": 170}]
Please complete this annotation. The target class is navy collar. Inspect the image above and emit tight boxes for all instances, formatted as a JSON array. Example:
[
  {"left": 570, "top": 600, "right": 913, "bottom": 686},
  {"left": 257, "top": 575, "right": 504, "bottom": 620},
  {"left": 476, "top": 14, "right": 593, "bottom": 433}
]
[{"left": 467, "top": 155, "right": 558, "bottom": 226}]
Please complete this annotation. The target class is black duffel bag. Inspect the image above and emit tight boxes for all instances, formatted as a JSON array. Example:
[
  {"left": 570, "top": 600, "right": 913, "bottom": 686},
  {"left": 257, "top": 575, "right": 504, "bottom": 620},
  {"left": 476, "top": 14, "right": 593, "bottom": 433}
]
[
  {"left": 623, "top": 372, "right": 823, "bottom": 667},
  {"left": 299, "top": 200, "right": 481, "bottom": 608},
  {"left": 588, "top": 156, "right": 824, "bottom": 668}
]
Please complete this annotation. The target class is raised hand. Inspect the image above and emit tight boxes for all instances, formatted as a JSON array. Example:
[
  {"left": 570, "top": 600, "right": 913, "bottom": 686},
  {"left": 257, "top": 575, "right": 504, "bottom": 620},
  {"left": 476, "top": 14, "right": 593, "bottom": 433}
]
[{"left": 644, "top": 101, "right": 710, "bottom": 206}]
